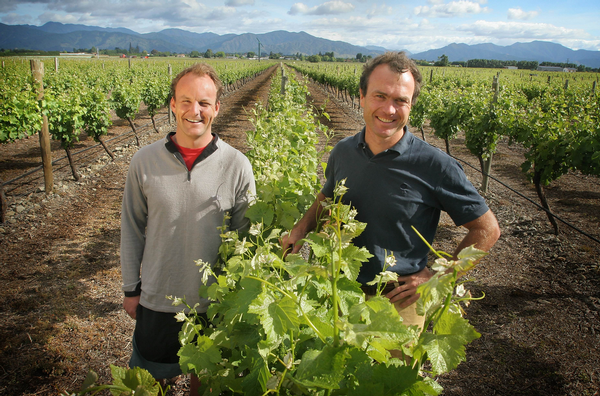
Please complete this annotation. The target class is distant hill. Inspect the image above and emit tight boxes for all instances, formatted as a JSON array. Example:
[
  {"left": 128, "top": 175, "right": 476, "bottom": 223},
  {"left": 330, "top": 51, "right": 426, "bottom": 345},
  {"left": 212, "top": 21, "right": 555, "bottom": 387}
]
[
  {"left": 2, "top": 22, "right": 598, "bottom": 67},
  {"left": 33, "top": 21, "right": 140, "bottom": 36},
  {"left": 0, "top": 22, "right": 382, "bottom": 58},
  {"left": 411, "top": 41, "right": 600, "bottom": 68}
]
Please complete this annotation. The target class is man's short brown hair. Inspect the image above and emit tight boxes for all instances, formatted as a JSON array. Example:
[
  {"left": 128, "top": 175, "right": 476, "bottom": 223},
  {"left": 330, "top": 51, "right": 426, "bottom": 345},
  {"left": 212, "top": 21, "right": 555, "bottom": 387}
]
[
  {"left": 170, "top": 63, "right": 224, "bottom": 103},
  {"left": 359, "top": 52, "right": 422, "bottom": 104}
]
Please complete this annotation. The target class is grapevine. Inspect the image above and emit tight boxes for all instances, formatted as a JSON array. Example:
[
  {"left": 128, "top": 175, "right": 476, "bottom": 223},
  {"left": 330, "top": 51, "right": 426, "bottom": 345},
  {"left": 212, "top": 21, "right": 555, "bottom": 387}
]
[{"left": 174, "top": 67, "right": 484, "bottom": 395}]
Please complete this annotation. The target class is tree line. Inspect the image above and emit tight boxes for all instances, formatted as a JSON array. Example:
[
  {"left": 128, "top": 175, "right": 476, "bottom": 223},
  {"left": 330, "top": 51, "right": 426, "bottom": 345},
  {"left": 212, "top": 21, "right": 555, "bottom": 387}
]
[{"left": 411, "top": 54, "right": 599, "bottom": 72}]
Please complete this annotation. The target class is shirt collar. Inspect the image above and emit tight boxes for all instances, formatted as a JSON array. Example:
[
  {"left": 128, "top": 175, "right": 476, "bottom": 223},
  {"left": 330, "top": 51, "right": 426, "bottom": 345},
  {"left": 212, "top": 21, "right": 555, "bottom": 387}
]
[
  {"left": 357, "top": 126, "right": 412, "bottom": 156},
  {"left": 165, "top": 131, "right": 219, "bottom": 153}
]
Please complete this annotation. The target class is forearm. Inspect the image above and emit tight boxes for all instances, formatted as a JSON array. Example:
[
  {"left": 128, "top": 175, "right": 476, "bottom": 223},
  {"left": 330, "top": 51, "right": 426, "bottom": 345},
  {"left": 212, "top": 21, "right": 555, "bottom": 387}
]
[{"left": 453, "top": 209, "right": 501, "bottom": 259}]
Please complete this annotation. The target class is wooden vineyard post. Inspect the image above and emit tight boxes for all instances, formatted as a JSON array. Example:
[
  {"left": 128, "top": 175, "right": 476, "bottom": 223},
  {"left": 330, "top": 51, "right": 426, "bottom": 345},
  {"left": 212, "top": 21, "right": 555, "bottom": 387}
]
[
  {"left": 30, "top": 59, "right": 54, "bottom": 195},
  {"left": 481, "top": 76, "right": 499, "bottom": 193},
  {"left": 281, "top": 76, "right": 288, "bottom": 95},
  {"left": 281, "top": 64, "right": 287, "bottom": 95}
]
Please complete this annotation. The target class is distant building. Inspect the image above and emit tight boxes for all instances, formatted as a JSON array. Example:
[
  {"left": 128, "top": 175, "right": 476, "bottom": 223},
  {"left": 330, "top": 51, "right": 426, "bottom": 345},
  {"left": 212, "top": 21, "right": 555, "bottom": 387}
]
[
  {"left": 537, "top": 66, "right": 575, "bottom": 72},
  {"left": 177, "top": 54, "right": 186, "bottom": 57},
  {"left": 504, "top": 66, "right": 518, "bottom": 70},
  {"left": 59, "top": 52, "right": 90, "bottom": 57}
]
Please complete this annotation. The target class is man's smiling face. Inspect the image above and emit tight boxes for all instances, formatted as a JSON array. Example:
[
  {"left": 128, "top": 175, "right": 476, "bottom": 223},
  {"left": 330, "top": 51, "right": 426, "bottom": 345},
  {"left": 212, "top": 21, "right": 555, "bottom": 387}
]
[
  {"left": 360, "top": 64, "right": 415, "bottom": 153},
  {"left": 170, "top": 72, "right": 220, "bottom": 149}
]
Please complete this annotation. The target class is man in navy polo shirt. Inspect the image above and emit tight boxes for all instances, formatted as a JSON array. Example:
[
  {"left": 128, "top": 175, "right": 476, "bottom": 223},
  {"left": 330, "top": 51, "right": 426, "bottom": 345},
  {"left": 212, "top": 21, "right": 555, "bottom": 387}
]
[{"left": 282, "top": 51, "right": 500, "bottom": 331}]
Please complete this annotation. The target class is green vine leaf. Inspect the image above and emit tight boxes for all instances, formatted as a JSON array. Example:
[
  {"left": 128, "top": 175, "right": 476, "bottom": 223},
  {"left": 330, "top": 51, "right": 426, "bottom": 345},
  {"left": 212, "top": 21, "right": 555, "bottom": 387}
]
[
  {"left": 294, "top": 346, "right": 349, "bottom": 389},
  {"left": 178, "top": 336, "right": 222, "bottom": 375}
]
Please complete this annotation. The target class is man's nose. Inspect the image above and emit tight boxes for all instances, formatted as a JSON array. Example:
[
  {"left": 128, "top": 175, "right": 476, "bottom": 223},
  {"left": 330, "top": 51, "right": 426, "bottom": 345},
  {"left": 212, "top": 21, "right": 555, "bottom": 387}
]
[
  {"left": 191, "top": 101, "right": 201, "bottom": 114},
  {"left": 383, "top": 99, "right": 397, "bottom": 114}
]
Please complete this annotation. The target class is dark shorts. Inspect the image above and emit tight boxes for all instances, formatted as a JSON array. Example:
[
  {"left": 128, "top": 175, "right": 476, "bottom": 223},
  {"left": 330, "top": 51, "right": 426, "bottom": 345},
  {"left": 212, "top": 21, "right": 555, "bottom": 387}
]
[
  {"left": 134, "top": 305, "right": 183, "bottom": 363},
  {"left": 130, "top": 305, "right": 209, "bottom": 378}
]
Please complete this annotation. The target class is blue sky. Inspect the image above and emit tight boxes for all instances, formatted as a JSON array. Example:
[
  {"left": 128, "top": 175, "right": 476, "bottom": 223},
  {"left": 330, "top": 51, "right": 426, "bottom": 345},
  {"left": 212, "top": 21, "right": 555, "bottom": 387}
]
[{"left": 1, "top": 0, "right": 598, "bottom": 53}]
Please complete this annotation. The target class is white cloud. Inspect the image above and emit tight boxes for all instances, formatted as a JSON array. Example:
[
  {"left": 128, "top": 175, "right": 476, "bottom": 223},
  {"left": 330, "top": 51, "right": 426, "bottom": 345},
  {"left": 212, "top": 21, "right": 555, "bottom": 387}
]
[
  {"left": 226, "top": 0, "right": 254, "bottom": 6},
  {"left": 288, "top": 3, "right": 308, "bottom": 15},
  {"left": 507, "top": 7, "right": 539, "bottom": 20},
  {"left": 205, "top": 6, "right": 237, "bottom": 20},
  {"left": 459, "top": 20, "right": 592, "bottom": 40},
  {"left": 366, "top": 3, "right": 393, "bottom": 18},
  {"left": 306, "top": 15, "right": 420, "bottom": 49},
  {"left": 414, "top": 1, "right": 489, "bottom": 18},
  {"left": 288, "top": 1, "right": 355, "bottom": 16},
  {"left": 310, "top": 15, "right": 414, "bottom": 33},
  {"left": 38, "top": 11, "right": 86, "bottom": 25},
  {"left": 1, "top": 12, "right": 32, "bottom": 24},
  {"left": 418, "top": 18, "right": 433, "bottom": 29},
  {"left": 556, "top": 39, "right": 600, "bottom": 51},
  {"left": 237, "top": 17, "right": 284, "bottom": 32}
]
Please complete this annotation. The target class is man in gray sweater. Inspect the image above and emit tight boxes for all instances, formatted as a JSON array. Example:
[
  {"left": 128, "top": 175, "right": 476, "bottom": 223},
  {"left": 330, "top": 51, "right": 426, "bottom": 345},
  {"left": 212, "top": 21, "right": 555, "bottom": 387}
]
[{"left": 120, "top": 63, "right": 255, "bottom": 389}]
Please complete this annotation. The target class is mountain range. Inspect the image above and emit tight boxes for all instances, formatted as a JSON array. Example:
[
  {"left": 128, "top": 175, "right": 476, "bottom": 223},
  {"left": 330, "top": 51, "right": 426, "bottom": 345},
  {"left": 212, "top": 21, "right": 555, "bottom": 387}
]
[
  {"left": 0, "top": 22, "right": 382, "bottom": 58},
  {"left": 1, "top": 22, "right": 600, "bottom": 68},
  {"left": 413, "top": 41, "right": 600, "bottom": 68}
]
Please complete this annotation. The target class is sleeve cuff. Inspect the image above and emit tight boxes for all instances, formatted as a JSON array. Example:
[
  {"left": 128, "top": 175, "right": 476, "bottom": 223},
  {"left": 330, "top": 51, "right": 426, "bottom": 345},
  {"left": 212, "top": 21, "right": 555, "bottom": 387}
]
[{"left": 124, "top": 282, "right": 141, "bottom": 297}]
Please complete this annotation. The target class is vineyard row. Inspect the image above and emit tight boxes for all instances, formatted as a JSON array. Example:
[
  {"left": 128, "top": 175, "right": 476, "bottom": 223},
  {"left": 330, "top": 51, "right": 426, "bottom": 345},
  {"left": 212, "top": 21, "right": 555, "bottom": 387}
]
[
  {"left": 288, "top": 61, "right": 600, "bottom": 235},
  {"left": 0, "top": 58, "right": 276, "bottom": 223}
]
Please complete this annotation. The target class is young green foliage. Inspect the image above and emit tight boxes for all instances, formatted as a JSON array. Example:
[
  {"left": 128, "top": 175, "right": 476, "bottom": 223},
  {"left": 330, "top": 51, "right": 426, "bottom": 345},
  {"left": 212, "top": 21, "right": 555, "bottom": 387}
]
[
  {"left": 62, "top": 365, "right": 165, "bottom": 396},
  {"left": 174, "top": 68, "right": 487, "bottom": 395}
]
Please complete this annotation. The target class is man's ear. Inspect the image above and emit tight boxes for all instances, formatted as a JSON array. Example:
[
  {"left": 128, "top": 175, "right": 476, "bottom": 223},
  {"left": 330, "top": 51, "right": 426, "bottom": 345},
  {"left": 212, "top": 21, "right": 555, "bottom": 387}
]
[
  {"left": 170, "top": 97, "right": 176, "bottom": 114},
  {"left": 214, "top": 101, "right": 220, "bottom": 116},
  {"left": 359, "top": 89, "right": 365, "bottom": 108}
]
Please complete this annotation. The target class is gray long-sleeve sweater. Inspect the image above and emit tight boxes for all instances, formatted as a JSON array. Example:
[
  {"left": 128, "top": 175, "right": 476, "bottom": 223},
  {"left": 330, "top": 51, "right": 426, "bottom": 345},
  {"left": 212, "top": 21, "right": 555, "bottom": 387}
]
[{"left": 120, "top": 133, "right": 255, "bottom": 313}]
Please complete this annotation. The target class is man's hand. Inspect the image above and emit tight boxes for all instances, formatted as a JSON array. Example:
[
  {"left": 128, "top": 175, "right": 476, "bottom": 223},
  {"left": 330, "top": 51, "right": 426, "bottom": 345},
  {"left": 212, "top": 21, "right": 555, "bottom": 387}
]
[
  {"left": 280, "top": 192, "right": 327, "bottom": 257},
  {"left": 123, "top": 295, "right": 140, "bottom": 319},
  {"left": 385, "top": 267, "right": 433, "bottom": 308},
  {"left": 280, "top": 228, "right": 306, "bottom": 256}
]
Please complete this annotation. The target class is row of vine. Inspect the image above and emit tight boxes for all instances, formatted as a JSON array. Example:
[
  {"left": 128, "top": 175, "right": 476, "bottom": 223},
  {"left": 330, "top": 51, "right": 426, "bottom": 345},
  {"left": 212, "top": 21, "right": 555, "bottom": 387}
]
[{"left": 289, "top": 61, "right": 600, "bottom": 234}]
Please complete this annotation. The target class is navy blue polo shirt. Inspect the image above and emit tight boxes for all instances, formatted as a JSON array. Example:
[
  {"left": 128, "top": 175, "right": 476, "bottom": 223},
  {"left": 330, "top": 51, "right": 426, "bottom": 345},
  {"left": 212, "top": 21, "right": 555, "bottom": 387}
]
[{"left": 322, "top": 127, "right": 489, "bottom": 284}]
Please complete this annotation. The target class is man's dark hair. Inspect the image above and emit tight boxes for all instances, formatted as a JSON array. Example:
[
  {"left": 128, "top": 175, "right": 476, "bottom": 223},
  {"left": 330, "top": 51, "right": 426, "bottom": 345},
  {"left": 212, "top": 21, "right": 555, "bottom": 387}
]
[
  {"left": 359, "top": 52, "right": 422, "bottom": 104},
  {"left": 170, "top": 63, "right": 224, "bottom": 103}
]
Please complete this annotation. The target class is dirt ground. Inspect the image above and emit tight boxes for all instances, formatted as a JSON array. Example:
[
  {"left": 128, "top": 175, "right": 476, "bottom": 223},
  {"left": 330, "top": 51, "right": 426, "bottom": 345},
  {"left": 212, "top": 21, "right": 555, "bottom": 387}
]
[{"left": 1, "top": 64, "right": 599, "bottom": 396}]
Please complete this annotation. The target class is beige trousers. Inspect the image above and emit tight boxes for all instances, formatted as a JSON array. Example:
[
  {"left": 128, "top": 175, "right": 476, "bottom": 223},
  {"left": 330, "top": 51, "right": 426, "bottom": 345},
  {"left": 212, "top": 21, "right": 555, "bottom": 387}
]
[
  {"left": 365, "top": 294, "right": 425, "bottom": 330},
  {"left": 366, "top": 295, "right": 425, "bottom": 360}
]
